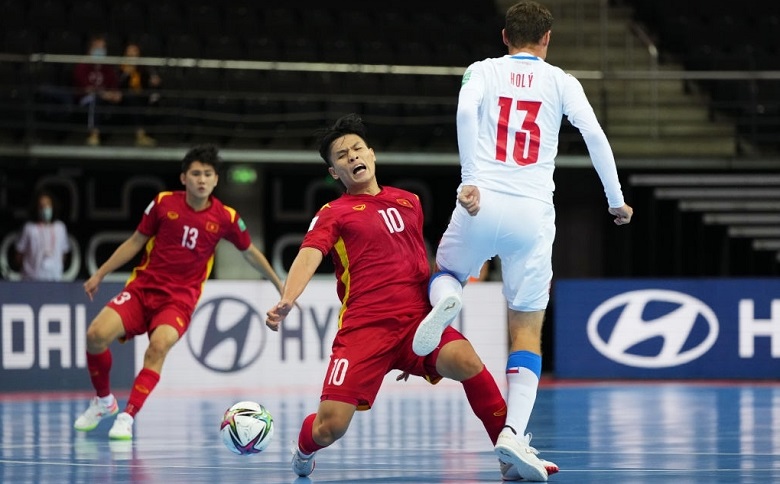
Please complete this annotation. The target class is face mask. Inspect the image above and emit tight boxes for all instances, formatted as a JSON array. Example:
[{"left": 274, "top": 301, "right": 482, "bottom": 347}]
[
  {"left": 40, "top": 206, "right": 52, "bottom": 222},
  {"left": 90, "top": 47, "right": 107, "bottom": 57}
]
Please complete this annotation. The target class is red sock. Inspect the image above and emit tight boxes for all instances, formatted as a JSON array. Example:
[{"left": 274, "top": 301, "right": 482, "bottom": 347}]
[
  {"left": 298, "top": 413, "right": 326, "bottom": 455},
  {"left": 124, "top": 368, "right": 160, "bottom": 418},
  {"left": 86, "top": 350, "right": 112, "bottom": 398},
  {"left": 462, "top": 366, "right": 507, "bottom": 445}
]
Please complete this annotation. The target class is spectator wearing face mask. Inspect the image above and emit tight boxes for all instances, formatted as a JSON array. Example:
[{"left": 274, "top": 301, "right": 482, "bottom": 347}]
[
  {"left": 73, "top": 33, "right": 123, "bottom": 146},
  {"left": 119, "top": 41, "right": 161, "bottom": 147},
  {"left": 14, "top": 190, "right": 71, "bottom": 281}
]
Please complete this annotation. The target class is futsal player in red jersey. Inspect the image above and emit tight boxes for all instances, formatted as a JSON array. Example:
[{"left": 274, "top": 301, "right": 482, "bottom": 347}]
[
  {"left": 266, "top": 114, "right": 555, "bottom": 480},
  {"left": 74, "top": 145, "right": 284, "bottom": 440}
]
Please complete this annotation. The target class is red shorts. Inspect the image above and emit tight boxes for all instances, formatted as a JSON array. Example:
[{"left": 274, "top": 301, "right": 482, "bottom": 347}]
[
  {"left": 320, "top": 309, "right": 466, "bottom": 410},
  {"left": 107, "top": 284, "right": 193, "bottom": 340}
]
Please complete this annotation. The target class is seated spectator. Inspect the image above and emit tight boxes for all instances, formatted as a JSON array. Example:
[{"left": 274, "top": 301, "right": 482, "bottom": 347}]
[
  {"left": 73, "top": 33, "right": 122, "bottom": 146},
  {"left": 119, "top": 41, "right": 161, "bottom": 147}
]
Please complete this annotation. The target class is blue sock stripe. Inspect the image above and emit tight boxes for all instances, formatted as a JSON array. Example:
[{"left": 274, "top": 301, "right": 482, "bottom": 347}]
[
  {"left": 428, "top": 270, "right": 461, "bottom": 291},
  {"left": 506, "top": 350, "right": 541, "bottom": 379}
]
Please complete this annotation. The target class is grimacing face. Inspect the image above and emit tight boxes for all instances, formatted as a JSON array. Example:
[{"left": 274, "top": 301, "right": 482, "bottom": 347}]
[{"left": 327, "top": 134, "right": 376, "bottom": 190}]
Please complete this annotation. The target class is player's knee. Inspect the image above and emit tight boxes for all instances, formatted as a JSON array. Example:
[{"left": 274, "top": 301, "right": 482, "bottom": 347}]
[
  {"left": 314, "top": 418, "right": 350, "bottom": 446},
  {"left": 85, "top": 324, "right": 112, "bottom": 352}
]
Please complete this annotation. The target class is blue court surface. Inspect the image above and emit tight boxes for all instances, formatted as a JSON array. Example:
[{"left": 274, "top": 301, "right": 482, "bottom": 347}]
[{"left": 1, "top": 380, "right": 778, "bottom": 483}]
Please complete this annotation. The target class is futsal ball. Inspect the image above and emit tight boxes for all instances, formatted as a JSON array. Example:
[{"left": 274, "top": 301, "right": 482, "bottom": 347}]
[{"left": 220, "top": 401, "right": 274, "bottom": 455}]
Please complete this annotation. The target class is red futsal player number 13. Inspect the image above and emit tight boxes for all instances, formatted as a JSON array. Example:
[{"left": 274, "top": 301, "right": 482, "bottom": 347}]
[{"left": 495, "top": 97, "right": 542, "bottom": 166}]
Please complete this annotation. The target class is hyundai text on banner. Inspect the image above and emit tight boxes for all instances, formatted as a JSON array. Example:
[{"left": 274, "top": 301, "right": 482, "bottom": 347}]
[
  {"left": 554, "top": 279, "right": 780, "bottom": 379},
  {"left": 140, "top": 280, "right": 508, "bottom": 393}
]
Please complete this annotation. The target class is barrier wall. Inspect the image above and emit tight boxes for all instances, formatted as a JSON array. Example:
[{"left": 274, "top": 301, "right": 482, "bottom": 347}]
[
  {"left": 554, "top": 279, "right": 780, "bottom": 379},
  {"left": 0, "top": 280, "right": 508, "bottom": 393}
]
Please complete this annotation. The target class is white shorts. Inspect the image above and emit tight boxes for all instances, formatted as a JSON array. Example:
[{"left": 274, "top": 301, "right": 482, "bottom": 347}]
[{"left": 435, "top": 188, "right": 555, "bottom": 311}]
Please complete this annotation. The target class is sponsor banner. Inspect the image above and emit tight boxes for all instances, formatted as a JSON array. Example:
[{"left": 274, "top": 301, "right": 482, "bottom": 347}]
[
  {"left": 140, "top": 280, "right": 508, "bottom": 393},
  {"left": 554, "top": 279, "right": 780, "bottom": 379},
  {"left": 0, "top": 282, "right": 135, "bottom": 391}
]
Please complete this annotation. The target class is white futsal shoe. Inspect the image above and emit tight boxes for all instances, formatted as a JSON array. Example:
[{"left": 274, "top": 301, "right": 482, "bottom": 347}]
[
  {"left": 108, "top": 412, "right": 134, "bottom": 440},
  {"left": 73, "top": 396, "right": 118, "bottom": 432},
  {"left": 412, "top": 294, "right": 462, "bottom": 356},
  {"left": 291, "top": 446, "right": 316, "bottom": 477},
  {"left": 495, "top": 430, "right": 550, "bottom": 482}
]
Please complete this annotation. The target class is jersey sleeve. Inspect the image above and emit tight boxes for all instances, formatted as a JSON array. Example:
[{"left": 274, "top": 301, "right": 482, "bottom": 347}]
[
  {"left": 561, "top": 75, "right": 625, "bottom": 208},
  {"left": 136, "top": 193, "right": 165, "bottom": 236},
  {"left": 300, "top": 204, "right": 340, "bottom": 256},
  {"left": 221, "top": 207, "right": 252, "bottom": 251},
  {"left": 457, "top": 61, "right": 485, "bottom": 182}
]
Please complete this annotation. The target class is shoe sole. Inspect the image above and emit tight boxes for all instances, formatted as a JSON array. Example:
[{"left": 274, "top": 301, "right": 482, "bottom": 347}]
[
  {"left": 108, "top": 434, "right": 133, "bottom": 441},
  {"left": 495, "top": 444, "right": 548, "bottom": 482},
  {"left": 412, "top": 295, "right": 462, "bottom": 356}
]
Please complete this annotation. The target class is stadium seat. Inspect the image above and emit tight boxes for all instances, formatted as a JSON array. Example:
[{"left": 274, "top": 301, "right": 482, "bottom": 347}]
[
  {"left": 166, "top": 33, "right": 202, "bottom": 59},
  {"left": 109, "top": 1, "right": 147, "bottom": 36}
]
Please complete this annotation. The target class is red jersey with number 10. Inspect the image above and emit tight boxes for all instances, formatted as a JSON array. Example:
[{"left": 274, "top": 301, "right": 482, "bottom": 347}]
[
  {"left": 302, "top": 186, "right": 431, "bottom": 329},
  {"left": 128, "top": 191, "right": 251, "bottom": 309}
]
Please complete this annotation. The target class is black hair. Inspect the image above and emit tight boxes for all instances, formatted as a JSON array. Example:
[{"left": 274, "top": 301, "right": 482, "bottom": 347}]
[
  {"left": 27, "top": 189, "right": 58, "bottom": 222},
  {"left": 181, "top": 144, "right": 222, "bottom": 173},
  {"left": 316, "top": 113, "right": 368, "bottom": 166}
]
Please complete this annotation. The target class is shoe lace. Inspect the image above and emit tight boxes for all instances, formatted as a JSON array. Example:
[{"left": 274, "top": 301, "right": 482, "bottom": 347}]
[{"left": 522, "top": 432, "right": 540, "bottom": 455}]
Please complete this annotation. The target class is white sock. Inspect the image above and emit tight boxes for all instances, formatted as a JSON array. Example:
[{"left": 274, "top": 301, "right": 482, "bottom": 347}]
[
  {"left": 504, "top": 367, "right": 539, "bottom": 435},
  {"left": 429, "top": 273, "right": 463, "bottom": 306},
  {"left": 98, "top": 394, "right": 115, "bottom": 406}
]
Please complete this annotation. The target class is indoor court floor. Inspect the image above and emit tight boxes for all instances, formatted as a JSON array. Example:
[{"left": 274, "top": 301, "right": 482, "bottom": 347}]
[{"left": 1, "top": 380, "right": 778, "bottom": 483}]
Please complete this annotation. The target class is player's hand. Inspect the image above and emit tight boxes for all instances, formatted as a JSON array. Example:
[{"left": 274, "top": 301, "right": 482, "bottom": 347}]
[
  {"left": 395, "top": 372, "right": 410, "bottom": 382},
  {"left": 608, "top": 204, "right": 634, "bottom": 225},
  {"left": 83, "top": 274, "right": 102, "bottom": 301},
  {"left": 458, "top": 185, "right": 480, "bottom": 216},
  {"left": 265, "top": 301, "right": 294, "bottom": 331}
]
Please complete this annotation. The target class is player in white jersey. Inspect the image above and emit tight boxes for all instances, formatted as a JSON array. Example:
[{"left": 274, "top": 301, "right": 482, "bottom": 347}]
[{"left": 412, "top": 1, "right": 633, "bottom": 481}]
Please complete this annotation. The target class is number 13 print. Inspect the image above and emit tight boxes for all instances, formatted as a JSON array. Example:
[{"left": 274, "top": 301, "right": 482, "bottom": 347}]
[{"left": 496, "top": 97, "right": 542, "bottom": 165}]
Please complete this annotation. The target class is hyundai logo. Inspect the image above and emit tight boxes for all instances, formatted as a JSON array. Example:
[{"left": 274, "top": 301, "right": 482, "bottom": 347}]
[
  {"left": 587, "top": 289, "right": 719, "bottom": 368},
  {"left": 187, "top": 297, "right": 266, "bottom": 372}
]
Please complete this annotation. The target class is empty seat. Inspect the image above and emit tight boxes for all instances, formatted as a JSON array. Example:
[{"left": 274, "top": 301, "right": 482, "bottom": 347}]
[
  {"left": 149, "top": 2, "right": 186, "bottom": 35},
  {"left": 166, "top": 33, "right": 202, "bottom": 59},
  {"left": 203, "top": 35, "right": 244, "bottom": 60},
  {"left": 187, "top": 4, "right": 223, "bottom": 34},
  {"left": 243, "top": 36, "right": 280, "bottom": 61},
  {"left": 321, "top": 38, "right": 358, "bottom": 64},
  {"left": 109, "top": 2, "right": 147, "bottom": 36},
  {"left": 27, "top": 0, "right": 67, "bottom": 32},
  {"left": 224, "top": 5, "right": 260, "bottom": 36},
  {"left": 0, "top": 0, "right": 26, "bottom": 32},
  {"left": 135, "top": 32, "right": 164, "bottom": 58},
  {"left": 43, "top": 30, "right": 83, "bottom": 55},
  {"left": 3, "top": 29, "right": 42, "bottom": 55},
  {"left": 68, "top": 0, "right": 108, "bottom": 32}
]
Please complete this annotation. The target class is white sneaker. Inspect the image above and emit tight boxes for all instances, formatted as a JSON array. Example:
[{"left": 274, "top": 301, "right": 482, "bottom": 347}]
[
  {"left": 74, "top": 396, "right": 118, "bottom": 432},
  {"left": 412, "top": 294, "right": 462, "bottom": 356},
  {"left": 495, "top": 430, "right": 549, "bottom": 482},
  {"left": 291, "top": 446, "right": 316, "bottom": 477},
  {"left": 500, "top": 458, "right": 559, "bottom": 481},
  {"left": 108, "top": 412, "right": 134, "bottom": 440}
]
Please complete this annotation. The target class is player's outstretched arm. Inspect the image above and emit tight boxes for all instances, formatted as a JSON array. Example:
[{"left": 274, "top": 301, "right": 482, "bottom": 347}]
[
  {"left": 84, "top": 230, "right": 149, "bottom": 301},
  {"left": 242, "top": 243, "right": 285, "bottom": 296},
  {"left": 265, "top": 247, "right": 323, "bottom": 331},
  {"left": 608, "top": 204, "right": 633, "bottom": 225}
]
